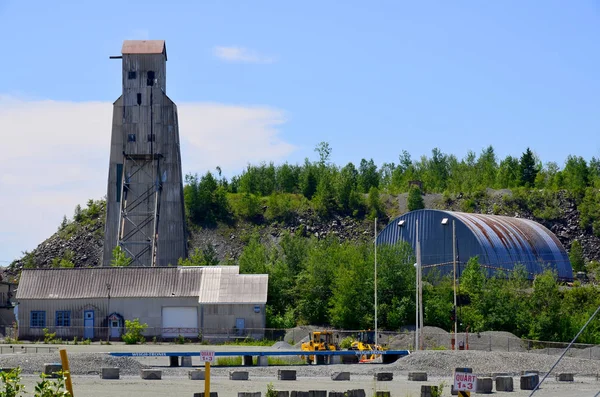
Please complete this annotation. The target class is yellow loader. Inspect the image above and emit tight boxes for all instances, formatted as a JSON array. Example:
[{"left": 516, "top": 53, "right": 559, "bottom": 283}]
[{"left": 300, "top": 330, "right": 339, "bottom": 364}]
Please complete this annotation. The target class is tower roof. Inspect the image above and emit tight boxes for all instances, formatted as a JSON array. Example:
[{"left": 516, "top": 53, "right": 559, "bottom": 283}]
[{"left": 121, "top": 40, "right": 167, "bottom": 60}]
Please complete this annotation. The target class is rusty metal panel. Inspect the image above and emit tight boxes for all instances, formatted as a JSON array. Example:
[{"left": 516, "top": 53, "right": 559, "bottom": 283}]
[{"left": 377, "top": 209, "right": 572, "bottom": 279}]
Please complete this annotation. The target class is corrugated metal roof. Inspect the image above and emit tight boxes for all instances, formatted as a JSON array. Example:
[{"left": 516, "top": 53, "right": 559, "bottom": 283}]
[
  {"left": 16, "top": 266, "right": 268, "bottom": 303},
  {"left": 122, "top": 40, "right": 167, "bottom": 60},
  {"left": 377, "top": 209, "right": 572, "bottom": 279}
]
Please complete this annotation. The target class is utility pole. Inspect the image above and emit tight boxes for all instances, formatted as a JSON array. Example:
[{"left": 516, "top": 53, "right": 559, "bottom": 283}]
[
  {"left": 374, "top": 218, "right": 378, "bottom": 346},
  {"left": 453, "top": 220, "right": 458, "bottom": 347},
  {"left": 417, "top": 221, "right": 423, "bottom": 351}
]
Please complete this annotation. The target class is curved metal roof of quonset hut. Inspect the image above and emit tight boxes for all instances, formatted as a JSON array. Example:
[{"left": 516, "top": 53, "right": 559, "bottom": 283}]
[{"left": 376, "top": 209, "right": 572, "bottom": 279}]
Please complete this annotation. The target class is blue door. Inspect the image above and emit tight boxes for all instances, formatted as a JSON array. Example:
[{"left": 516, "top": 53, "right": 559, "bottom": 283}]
[
  {"left": 84, "top": 310, "right": 94, "bottom": 339},
  {"left": 235, "top": 318, "right": 245, "bottom": 336}
]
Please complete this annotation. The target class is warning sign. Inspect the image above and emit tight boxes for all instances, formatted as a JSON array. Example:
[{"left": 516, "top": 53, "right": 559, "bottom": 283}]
[
  {"left": 457, "top": 392, "right": 470, "bottom": 397},
  {"left": 454, "top": 371, "right": 477, "bottom": 392}
]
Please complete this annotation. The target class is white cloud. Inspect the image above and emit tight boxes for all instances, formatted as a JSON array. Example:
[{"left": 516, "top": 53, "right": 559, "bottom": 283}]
[
  {"left": 0, "top": 96, "right": 293, "bottom": 263},
  {"left": 213, "top": 46, "right": 276, "bottom": 64}
]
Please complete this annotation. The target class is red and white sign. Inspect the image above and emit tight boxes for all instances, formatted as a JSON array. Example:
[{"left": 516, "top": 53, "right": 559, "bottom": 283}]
[
  {"left": 200, "top": 350, "right": 215, "bottom": 362},
  {"left": 454, "top": 372, "right": 477, "bottom": 391}
]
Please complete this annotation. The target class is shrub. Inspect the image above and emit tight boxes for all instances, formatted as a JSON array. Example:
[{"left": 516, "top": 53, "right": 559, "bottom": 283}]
[
  {"left": 407, "top": 187, "right": 424, "bottom": 211},
  {"left": 121, "top": 319, "right": 147, "bottom": 345},
  {"left": 339, "top": 336, "right": 354, "bottom": 349},
  {"left": 0, "top": 367, "right": 25, "bottom": 397}
]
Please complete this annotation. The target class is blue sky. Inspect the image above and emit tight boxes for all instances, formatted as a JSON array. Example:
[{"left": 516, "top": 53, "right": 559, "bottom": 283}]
[{"left": 0, "top": 0, "right": 599, "bottom": 263}]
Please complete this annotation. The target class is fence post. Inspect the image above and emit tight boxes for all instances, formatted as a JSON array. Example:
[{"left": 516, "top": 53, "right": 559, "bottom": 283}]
[{"left": 489, "top": 335, "right": 492, "bottom": 351}]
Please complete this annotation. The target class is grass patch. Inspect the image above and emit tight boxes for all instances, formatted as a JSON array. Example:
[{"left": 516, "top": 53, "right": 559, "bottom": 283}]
[
  {"left": 223, "top": 338, "right": 276, "bottom": 347},
  {"left": 267, "top": 357, "right": 305, "bottom": 365},
  {"left": 216, "top": 357, "right": 242, "bottom": 366}
]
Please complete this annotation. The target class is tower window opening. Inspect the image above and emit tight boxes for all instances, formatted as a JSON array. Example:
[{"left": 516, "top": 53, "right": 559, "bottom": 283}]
[
  {"left": 136, "top": 93, "right": 142, "bottom": 105},
  {"left": 128, "top": 71, "right": 137, "bottom": 80},
  {"left": 147, "top": 71, "right": 155, "bottom": 86},
  {"left": 147, "top": 134, "right": 155, "bottom": 142},
  {"left": 127, "top": 134, "right": 136, "bottom": 142}
]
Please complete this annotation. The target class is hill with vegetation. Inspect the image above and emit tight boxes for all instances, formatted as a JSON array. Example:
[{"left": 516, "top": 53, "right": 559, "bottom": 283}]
[{"left": 7, "top": 144, "right": 600, "bottom": 343}]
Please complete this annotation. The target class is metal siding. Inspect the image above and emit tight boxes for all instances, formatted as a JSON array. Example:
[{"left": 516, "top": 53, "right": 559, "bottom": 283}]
[{"left": 377, "top": 209, "right": 572, "bottom": 279}]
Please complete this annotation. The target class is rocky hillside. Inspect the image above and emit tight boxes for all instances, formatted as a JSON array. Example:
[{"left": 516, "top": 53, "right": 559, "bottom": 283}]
[{"left": 7, "top": 189, "right": 600, "bottom": 274}]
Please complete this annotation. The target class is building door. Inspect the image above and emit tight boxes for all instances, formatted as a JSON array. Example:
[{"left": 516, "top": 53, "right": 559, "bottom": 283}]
[
  {"left": 235, "top": 318, "right": 245, "bottom": 336},
  {"left": 110, "top": 319, "right": 121, "bottom": 338},
  {"left": 84, "top": 310, "right": 94, "bottom": 339},
  {"left": 161, "top": 307, "right": 198, "bottom": 338}
]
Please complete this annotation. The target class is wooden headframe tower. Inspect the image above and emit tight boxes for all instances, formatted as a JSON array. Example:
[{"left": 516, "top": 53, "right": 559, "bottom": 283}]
[{"left": 102, "top": 40, "right": 187, "bottom": 267}]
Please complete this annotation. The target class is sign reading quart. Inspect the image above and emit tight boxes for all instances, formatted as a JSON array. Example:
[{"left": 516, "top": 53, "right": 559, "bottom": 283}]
[
  {"left": 454, "top": 371, "right": 477, "bottom": 391},
  {"left": 200, "top": 350, "right": 215, "bottom": 362}
]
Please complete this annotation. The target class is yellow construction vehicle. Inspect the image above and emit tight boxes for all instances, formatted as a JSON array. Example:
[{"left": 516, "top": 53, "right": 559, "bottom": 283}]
[
  {"left": 300, "top": 330, "right": 339, "bottom": 364},
  {"left": 348, "top": 330, "right": 384, "bottom": 362}
]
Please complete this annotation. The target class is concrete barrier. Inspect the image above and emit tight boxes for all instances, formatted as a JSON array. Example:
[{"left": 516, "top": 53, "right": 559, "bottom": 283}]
[
  {"left": 101, "top": 367, "right": 120, "bottom": 380},
  {"left": 243, "top": 355, "right": 253, "bottom": 366},
  {"left": 328, "top": 393, "right": 345, "bottom": 397},
  {"left": 346, "top": 390, "right": 365, "bottom": 397},
  {"left": 408, "top": 372, "right": 427, "bottom": 381},
  {"left": 193, "top": 393, "right": 218, "bottom": 397},
  {"left": 275, "top": 392, "right": 289, "bottom": 397},
  {"left": 330, "top": 356, "right": 341, "bottom": 364},
  {"left": 189, "top": 370, "right": 205, "bottom": 380},
  {"left": 258, "top": 356, "right": 268, "bottom": 366},
  {"left": 496, "top": 376, "right": 514, "bottom": 392},
  {"left": 331, "top": 372, "right": 350, "bottom": 381},
  {"left": 556, "top": 373, "right": 574, "bottom": 382},
  {"left": 169, "top": 356, "right": 179, "bottom": 367},
  {"left": 229, "top": 371, "right": 249, "bottom": 380},
  {"left": 278, "top": 370, "right": 297, "bottom": 381},
  {"left": 420, "top": 386, "right": 438, "bottom": 397},
  {"left": 140, "top": 370, "right": 162, "bottom": 380},
  {"left": 43, "top": 363, "right": 62, "bottom": 378},
  {"left": 476, "top": 377, "right": 493, "bottom": 394},
  {"left": 521, "top": 370, "right": 539, "bottom": 375},
  {"left": 520, "top": 374, "right": 539, "bottom": 390},
  {"left": 181, "top": 356, "right": 192, "bottom": 367},
  {"left": 374, "top": 372, "right": 393, "bottom": 381},
  {"left": 492, "top": 372, "right": 511, "bottom": 379},
  {"left": 308, "top": 391, "right": 326, "bottom": 397},
  {"left": 238, "top": 393, "right": 260, "bottom": 397}
]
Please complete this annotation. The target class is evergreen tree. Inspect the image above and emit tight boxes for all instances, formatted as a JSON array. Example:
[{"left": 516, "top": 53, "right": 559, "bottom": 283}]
[
  {"left": 519, "top": 148, "right": 538, "bottom": 187},
  {"left": 569, "top": 240, "right": 585, "bottom": 273},
  {"left": 110, "top": 246, "right": 132, "bottom": 267},
  {"left": 407, "top": 187, "right": 424, "bottom": 211}
]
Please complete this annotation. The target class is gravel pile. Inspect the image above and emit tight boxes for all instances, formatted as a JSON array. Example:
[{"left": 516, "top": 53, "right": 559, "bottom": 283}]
[
  {"left": 0, "top": 353, "right": 146, "bottom": 375},
  {"left": 272, "top": 341, "right": 294, "bottom": 349},
  {"left": 390, "top": 350, "right": 600, "bottom": 377}
]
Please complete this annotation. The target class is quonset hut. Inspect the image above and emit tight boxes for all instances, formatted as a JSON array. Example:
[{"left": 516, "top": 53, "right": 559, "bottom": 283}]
[{"left": 377, "top": 209, "right": 572, "bottom": 280}]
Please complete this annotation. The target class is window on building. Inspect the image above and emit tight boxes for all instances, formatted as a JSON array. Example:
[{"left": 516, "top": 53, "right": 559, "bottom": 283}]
[
  {"left": 56, "top": 311, "right": 71, "bottom": 327},
  {"left": 128, "top": 71, "right": 137, "bottom": 80},
  {"left": 31, "top": 311, "right": 46, "bottom": 328},
  {"left": 136, "top": 93, "right": 142, "bottom": 105},
  {"left": 147, "top": 134, "right": 155, "bottom": 142},
  {"left": 147, "top": 71, "right": 155, "bottom": 86},
  {"left": 127, "top": 134, "right": 136, "bottom": 142}
]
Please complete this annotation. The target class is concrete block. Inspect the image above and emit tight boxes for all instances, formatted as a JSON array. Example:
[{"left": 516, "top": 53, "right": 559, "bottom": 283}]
[
  {"left": 275, "top": 392, "right": 289, "bottom": 397},
  {"left": 229, "top": 371, "right": 249, "bottom": 380},
  {"left": 520, "top": 374, "right": 539, "bottom": 390},
  {"left": 181, "top": 356, "right": 192, "bottom": 367},
  {"left": 291, "top": 392, "right": 309, "bottom": 397},
  {"left": 374, "top": 372, "right": 393, "bottom": 381},
  {"left": 495, "top": 376, "right": 514, "bottom": 392},
  {"left": 257, "top": 356, "right": 268, "bottom": 366},
  {"left": 238, "top": 393, "right": 260, "bottom": 397},
  {"left": 375, "top": 392, "right": 390, "bottom": 397},
  {"left": 140, "top": 370, "right": 162, "bottom": 380},
  {"left": 450, "top": 385, "right": 458, "bottom": 395},
  {"left": 100, "top": 367, "right": 120, "bottom": 380},
  {"left": 330, "top": 355, "right": 341, "bottom": 364},
  {"left": 188, "top": 370, "right": 205, "bottom": 380},
  {"left": 278, "top": 370, "right": 297, "bottom": 381},
  {"left": 454, "top": 367, "right": 473, "bottom": 373},
  {"left": 408, "top": 372, "right": 427, "bottom": 381},
  {"left": 556, "top": 373, "right": 574, "bottom": 382},
  {"left": 420, "top": 386, "right": 439, "bottom": 397},
  {"left": 476, "top": 377, "right": 493, "bottom": 393},
  {"left": 43, "top": 363, "right": 62, "bottom": 379},
  {"left": 328, "top": 393, "right": 345, "bottom": 397},
  {"left": 331, "top": 372, "right": 350, "bottom": 381},
  {"left": 492, "top": 372, "right": 511, "bottom": 379},
  {"left": 169, "top": 356, "right": 180, "bottom": 367},
  {"left": 193, "top": 393, "right": 218, "bottom": 397},
  {"left": 243, "top": 355, "right": 253, "bottom": 366},
  {"left": 346, "top": 390, "right": 365, "bottom": 397},
  {"left": 309, "top": 391, "right": 326, "bottom": 397}
]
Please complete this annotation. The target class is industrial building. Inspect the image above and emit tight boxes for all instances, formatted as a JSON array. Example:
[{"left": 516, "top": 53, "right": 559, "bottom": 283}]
[
  {"left": 377, "top": 209, "right": 573, "bottom": 279},
  {"left": 15, "top": 267, "right": 268, "bottom": 341},
  {"left": 102, "top": 40, "right": 187, "bottom": 267}
]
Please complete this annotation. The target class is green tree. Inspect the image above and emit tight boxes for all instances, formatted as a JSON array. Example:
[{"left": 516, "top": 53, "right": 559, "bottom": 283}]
[
  {"left": 184, "top": 172, "right": 230, "bottom": 225},
  {"left": 528, "top": 270, "right": 563, "bottom": 341},
  {"left": 407, "top": 187, "right": 424, "bottom": 211},
  {"left": 358, "top": 158, "right": 380, "bottom": 193},
  {"left": 315, "top": 141, "right": 332, "bottom": 166},
  {"left": 579, "top": 187, "right": 600, "bottom": 237},
  {"left": 110, "top": 246, "right": 132, "bottom": 267},
  {"left": 300, "top": 161, "right": 318, "bottom": 200},
  {"left": 562, "top": 155, "right": 589, "bottom": 199},
  {"left": 367, "top": 187, "right": 385, "bottom": 220},
  {"left": 496, "top": 155, "right": 520, "bottom": 188},
  {"left": 519, "top": 148, "right": 538, "bottom": 187},
  {"left": 569, "top": 240, "right": 585, "bottom": 273}
]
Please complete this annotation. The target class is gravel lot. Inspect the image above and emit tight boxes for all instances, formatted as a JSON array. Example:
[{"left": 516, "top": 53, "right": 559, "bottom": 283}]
[{"left": 2, "top": 344, "right": 600, "bottom": 396}]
